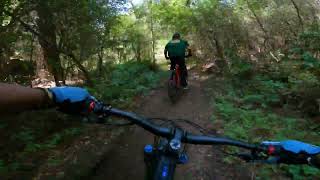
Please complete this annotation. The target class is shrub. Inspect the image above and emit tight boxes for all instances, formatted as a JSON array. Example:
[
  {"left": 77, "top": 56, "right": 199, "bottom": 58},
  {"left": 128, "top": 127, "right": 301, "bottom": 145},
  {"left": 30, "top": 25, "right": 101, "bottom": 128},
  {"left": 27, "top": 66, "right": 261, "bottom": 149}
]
[{"left": 88, "top": 61, "right": 166, "bottom": 107}]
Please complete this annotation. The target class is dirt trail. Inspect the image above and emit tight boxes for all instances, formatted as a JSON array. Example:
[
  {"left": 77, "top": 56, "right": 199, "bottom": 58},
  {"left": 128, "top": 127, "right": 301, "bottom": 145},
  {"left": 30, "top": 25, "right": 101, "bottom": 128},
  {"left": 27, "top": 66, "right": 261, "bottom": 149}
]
[{"left": 89, "top": 71, "right": 251, "bottom": 180}]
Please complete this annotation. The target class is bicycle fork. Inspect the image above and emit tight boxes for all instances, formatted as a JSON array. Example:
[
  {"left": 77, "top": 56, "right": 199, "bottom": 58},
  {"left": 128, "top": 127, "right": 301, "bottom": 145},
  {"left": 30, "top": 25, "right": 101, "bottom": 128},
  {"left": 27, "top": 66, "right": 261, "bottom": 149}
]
[{"left": 144, "top": 143, "right": 189, "bottom": 180}]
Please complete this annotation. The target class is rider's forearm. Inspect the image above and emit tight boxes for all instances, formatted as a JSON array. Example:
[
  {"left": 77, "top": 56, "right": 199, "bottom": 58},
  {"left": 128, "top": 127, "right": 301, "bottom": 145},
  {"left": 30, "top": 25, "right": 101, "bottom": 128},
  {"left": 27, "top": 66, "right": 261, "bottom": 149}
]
[{"left": 0, "top": 83, "right": 52, "bottom": 113}]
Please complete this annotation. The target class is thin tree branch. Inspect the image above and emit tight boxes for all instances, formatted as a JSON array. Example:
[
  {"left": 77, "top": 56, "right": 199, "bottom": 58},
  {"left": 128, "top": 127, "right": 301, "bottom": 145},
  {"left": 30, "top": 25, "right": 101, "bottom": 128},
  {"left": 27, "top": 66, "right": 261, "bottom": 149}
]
[{"left": 290, "top": 0, "right": 304, "bottom": 31}]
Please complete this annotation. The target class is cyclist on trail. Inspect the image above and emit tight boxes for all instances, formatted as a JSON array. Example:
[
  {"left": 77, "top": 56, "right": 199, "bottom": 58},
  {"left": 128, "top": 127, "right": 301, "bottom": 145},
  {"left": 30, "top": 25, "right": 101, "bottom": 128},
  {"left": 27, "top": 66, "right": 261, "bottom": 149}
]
[
  {"left": 164, "top": 32, "right": 192, "bottom": 89},
  {"left": 0, "top": 83, "right": 319, "bottom": 168}
]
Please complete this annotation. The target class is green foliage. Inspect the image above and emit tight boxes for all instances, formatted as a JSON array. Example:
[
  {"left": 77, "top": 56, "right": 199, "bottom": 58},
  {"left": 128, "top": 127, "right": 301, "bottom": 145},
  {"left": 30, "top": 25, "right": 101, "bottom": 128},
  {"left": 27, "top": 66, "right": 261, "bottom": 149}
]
[
  {"left": 291, "top": 27, "right": 320, "bottom": 75},
  {"left": 0, "top": 0, "right": 17, "bottom": 25},
  {"left": 47, "top": 156, "right": 63, "bottom": 167},
  {"left": 45, "top": 134, "right": 63, "bottom": 149},
  {"left": 301, "top": 52, "right": 320, "bottom": 69},
  {"left": 241, "top": 94, "right": 265, "bottom": 106},
  {"left": 89, "top": 61, "right": 166, "bottom": 107},
  {"left": 254, "top": 77, "right": 286, "bottom": 105},
  {"left": 1, "top": 126, "right": 83, "bottom": 175},
  {"left": 18, "top": 127, "right": 82, "bottom": 153},
  {"left": 11, "top": 128, "right": 35, "bottom": 144},
  {"left": 0, "top": 159, "right": 20, "bottom": 174},
  {"left": 153, "top": 0, "right": 193, "bottom": 33},
  {"left": 299, "top": 27, "right": 320, "bottom": 53},
  {"left": 0, "top": 160, "right": 8, "bottom": 174},
  {"left": 108, "top": 10, "right": 155, "bottom": 62},
  {"left": 64, "top": 127, "right": 82, "bottom": 136},
  {"left": 45, "top": 128, "right": 82, "bottom": 148},
  {"left": 283, "top": 165, "right": 319, "bottom": 179},
  {"left": 261, "top": 47, "right": 320, "bottom": 114},
  {"left": 230, "top": 60, "right": 253, "bottom": 79},
  {"left": 208, "top": 73, "right": 320, "bottom": 178},
  {"left": 225, "top": 51, "right": 255, "bottom": 79},
  {"left": 289, "top": 71, "right": 320, "bottom": 92}
]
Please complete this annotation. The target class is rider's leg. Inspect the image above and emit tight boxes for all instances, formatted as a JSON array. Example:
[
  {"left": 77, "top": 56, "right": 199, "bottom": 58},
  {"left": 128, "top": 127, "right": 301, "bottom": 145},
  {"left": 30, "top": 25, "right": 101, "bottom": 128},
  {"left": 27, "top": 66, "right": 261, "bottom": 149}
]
[
  {"left": 177, "top": 57, "right": 188, "bottom": 87},
  {"left": 169, "top": 58, "right": 176, "bottom": 70},
  {"left": 169, "top": 57, "right": 177, "bottom": 80}
]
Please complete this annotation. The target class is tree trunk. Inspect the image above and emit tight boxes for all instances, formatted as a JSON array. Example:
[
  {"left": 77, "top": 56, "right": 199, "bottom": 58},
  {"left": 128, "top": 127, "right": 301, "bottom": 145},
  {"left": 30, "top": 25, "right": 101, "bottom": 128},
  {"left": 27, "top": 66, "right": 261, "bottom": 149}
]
[
  {"left": 284, "top": 20, "right": 298, "bottom": 37},
  {"left": 246, "top": 1, "right": 271, "bottom": 51},
  {"left": 137, "top": 43, "right": 142, "bottom": 62},
  {"left": 149, "top": 0, "right": 156, "bottom": 66},
  {"left": 97, "top": 46, "right": 104, "bottom": 77},
  {"left": 29, "top": 34, "right": 35, "bottom": 62},
  {"left": 35, "top": 43, "right": 47, "bottom": 76},
  {"left": 0, "top": 49, "right": 5, "bottom": 78},
  {"left": 214, "top": 36, "right": 224, "bottom": 60},
  {"left": 290, "top": 0, "right": 304, "bottom": 31},
  {"left": 64, "top": 52, "right": 93, "bottom": 86},
  {"left": 208, "top": 32, "right": 224, "bottom": 60},
  {"left": 246, "top": 0, "right": 267, "bottom": 35},
  {"left": 306, "top": 1, "right": 318, "bottom": 24},
  {"left": 35, "top": 2, "right": 64, "bottom": 86}
]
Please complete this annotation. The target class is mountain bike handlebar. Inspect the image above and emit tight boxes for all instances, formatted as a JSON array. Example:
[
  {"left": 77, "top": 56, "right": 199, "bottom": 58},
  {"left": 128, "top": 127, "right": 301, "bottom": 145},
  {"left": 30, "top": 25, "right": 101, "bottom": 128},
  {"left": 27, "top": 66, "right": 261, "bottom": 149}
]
[
  {"left": 183, "top": 134, "right": 258, "bottom": 149},
  {"left": 91, "top": 102, "right": 261, "bottom": 150},
  {"left": 89, "top": 101, "right": 320, "bottom": 169}
]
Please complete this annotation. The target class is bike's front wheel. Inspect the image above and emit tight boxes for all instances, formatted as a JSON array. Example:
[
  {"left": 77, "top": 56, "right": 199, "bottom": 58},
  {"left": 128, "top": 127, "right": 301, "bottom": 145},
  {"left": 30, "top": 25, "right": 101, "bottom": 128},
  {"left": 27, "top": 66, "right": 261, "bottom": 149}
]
[{"left": 168, "top": 79, "right": 178, "bottom": 103}]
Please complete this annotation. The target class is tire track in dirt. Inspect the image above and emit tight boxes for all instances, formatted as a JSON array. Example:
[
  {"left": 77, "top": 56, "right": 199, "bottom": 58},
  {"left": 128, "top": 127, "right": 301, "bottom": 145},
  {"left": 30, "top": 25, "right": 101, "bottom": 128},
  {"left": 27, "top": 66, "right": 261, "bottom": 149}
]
[{"left": 89, "top": 71, "right": 251, "bottom": 180}]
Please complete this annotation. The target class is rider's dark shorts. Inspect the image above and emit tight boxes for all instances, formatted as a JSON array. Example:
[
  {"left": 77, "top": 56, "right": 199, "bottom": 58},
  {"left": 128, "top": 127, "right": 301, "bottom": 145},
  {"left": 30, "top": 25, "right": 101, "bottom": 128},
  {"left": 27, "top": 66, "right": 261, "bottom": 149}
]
[{"left": 169, "top": 56, "right": 186, "bottom": 71}]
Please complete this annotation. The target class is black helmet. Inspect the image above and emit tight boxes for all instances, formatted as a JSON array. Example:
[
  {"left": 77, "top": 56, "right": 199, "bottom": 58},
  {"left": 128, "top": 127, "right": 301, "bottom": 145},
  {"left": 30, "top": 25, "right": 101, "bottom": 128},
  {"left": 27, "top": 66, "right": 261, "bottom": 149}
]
[{"left": 172, "top": 32, "right": 181, "bottom": 39}]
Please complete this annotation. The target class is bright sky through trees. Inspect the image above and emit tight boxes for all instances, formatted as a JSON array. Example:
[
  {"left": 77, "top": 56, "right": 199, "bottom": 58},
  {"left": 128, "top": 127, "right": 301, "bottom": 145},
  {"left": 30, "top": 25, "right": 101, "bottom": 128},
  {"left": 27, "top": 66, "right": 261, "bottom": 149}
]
[{"left": 132, "top": 0, "right": 143, "bottom": 5}]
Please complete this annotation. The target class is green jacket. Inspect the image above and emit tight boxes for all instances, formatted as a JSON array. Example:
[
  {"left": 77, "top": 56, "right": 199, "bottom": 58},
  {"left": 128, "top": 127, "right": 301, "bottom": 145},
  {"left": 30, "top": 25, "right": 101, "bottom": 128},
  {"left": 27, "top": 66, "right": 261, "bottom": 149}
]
[{"left": 165, "top": 39, "right": 189, "bottom": 58}]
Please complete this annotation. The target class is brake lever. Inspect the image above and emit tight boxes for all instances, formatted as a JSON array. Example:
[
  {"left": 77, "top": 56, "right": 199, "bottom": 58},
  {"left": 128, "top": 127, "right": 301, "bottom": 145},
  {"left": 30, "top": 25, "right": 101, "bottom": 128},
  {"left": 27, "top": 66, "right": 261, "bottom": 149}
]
[
  {"left": 88, "top": 100, "right": 111, "bottom": 116},
  {"left": 80, "top": 100, "right": 112, "bottom": 124}
]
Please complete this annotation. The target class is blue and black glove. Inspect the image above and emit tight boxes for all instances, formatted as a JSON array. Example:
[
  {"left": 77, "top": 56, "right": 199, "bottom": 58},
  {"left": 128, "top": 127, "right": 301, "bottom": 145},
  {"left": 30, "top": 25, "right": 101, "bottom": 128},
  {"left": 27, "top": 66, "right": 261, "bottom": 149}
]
[
  {"left": 46, "top": 86, "right": 95, "bottom": 114},
  {"left": 261, "top": 140, "right": 320, "bottom": 168}
]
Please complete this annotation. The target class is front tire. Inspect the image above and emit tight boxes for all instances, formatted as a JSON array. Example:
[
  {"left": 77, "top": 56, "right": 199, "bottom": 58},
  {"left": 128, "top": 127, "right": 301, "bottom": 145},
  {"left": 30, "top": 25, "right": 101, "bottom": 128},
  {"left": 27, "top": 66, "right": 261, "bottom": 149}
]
[{"left": 168, "top": 75, "right": 178, "bottom": 103}]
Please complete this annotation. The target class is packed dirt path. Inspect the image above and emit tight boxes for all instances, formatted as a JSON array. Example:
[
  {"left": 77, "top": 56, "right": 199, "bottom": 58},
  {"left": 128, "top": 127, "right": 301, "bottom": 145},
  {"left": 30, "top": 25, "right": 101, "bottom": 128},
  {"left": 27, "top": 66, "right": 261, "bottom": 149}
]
[{"left": 89, "top": 71, "right": 251, "bottom": 180}]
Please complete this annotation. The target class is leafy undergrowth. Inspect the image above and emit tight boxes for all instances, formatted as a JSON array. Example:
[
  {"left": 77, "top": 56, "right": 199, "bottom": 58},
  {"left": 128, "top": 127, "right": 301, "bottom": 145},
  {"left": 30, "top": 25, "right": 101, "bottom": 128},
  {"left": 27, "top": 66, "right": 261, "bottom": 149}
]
[
  {"left": 88, "top": 61, "right": 167, "bottom": 108},
  {"left": 0, "top": 111, "right": 82, "bottom": 178},
  {"left": 206, "top": 74, "right": 320, "bottom": 179},
  {"left": 0, "top": 61, "right": 166, "bottom": 179}
]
